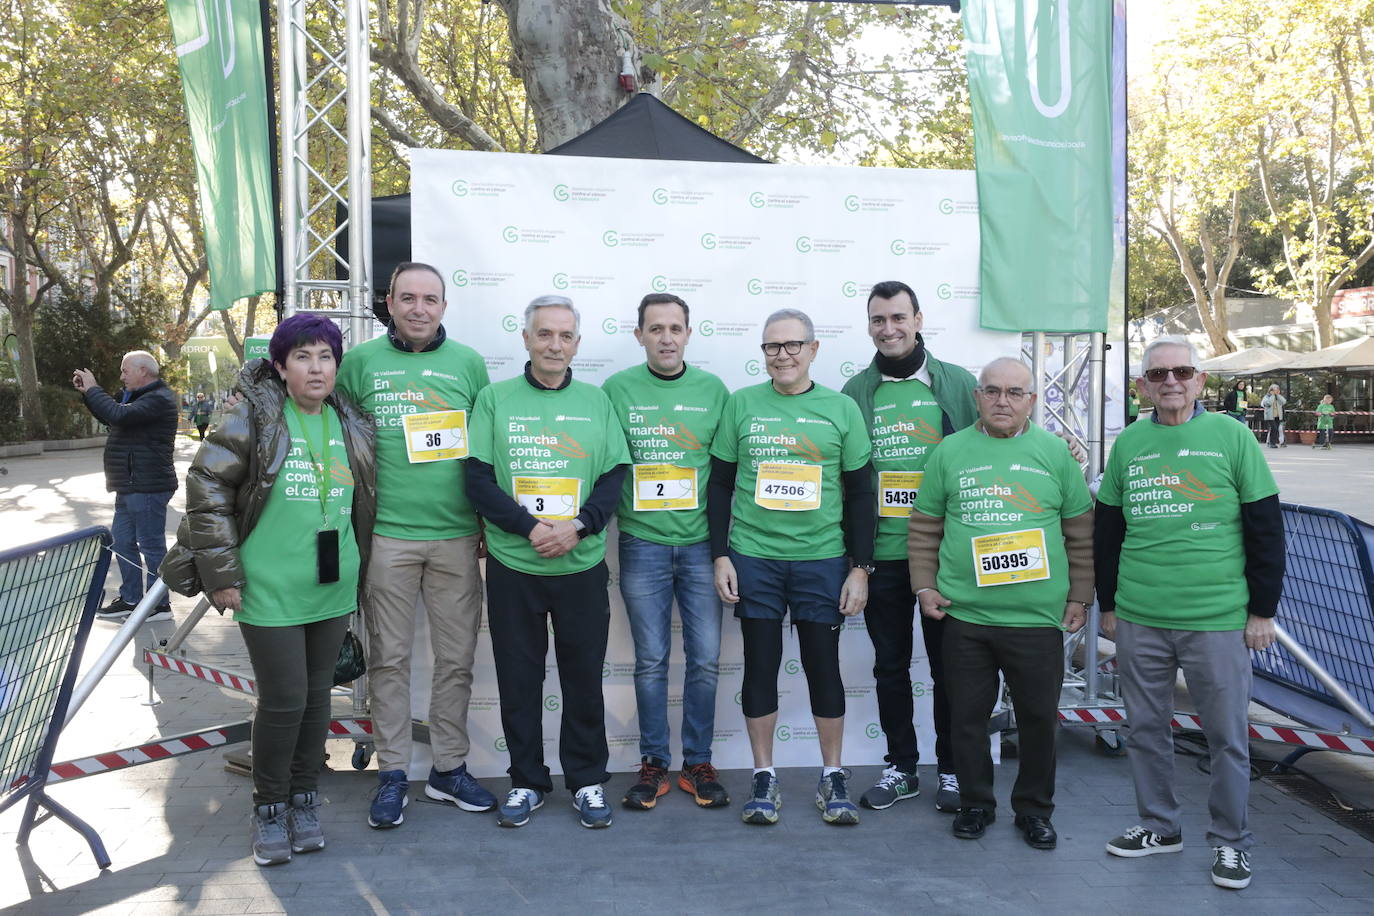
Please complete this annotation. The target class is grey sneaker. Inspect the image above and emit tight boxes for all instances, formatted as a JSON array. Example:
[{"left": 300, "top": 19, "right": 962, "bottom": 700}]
[
  {"left": 859, "top": 766, "right": 919, "bottom": 810},
  {"left": 251, "top": 803, "right": 292, "bottom": 866},
  {"left": 287, "top": 791, "right": 324, "bottom": 853},
  {"left": 935, "top": 771, "right": 960, "bottom": 813},
  {"left": 1211, "top": 846, "right": 1252, "bottom": 889},
  {"left": 816, "top": 768, "right": 860, "bottom": 825},
  {"left": 741, "top": 771, "right": 781, "bottom": 825},
  {"left": 1105, "top": 825, "right": 1183, "bottom": 857}
]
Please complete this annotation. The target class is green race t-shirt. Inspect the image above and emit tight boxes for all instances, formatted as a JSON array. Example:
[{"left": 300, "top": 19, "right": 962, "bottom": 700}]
[
  {"left": 1317, "top": 403, "right": 1335, "bottom": 429},
  {"left": 334, "top": 334, "right": 489, "bottom": 540},
  {"left": 470, "top": 374, "right": 631, "bottom": 575},
  {"left": 710, "top": 381, "right": 871, "bottom": 561},
  {"left": 913, "top": 424, "right": 1092, "bottom": 628},
  {"left": 869, "top": 378, "right": 945, "bottom": 561},
  {"left": 602, "top": 363, "right": 729, "bottom": 546},
  {"left": 1097, "top": 411, "right": 1279, "bottom": 630},
  {"left": 237, "top": 405, "right": 360, "bottom": 626}
]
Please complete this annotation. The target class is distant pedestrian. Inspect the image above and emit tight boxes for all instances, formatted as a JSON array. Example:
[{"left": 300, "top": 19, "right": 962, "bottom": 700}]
[
  {"left": 72, "top": 351, "right": 179, "bottom": 622},
  {"left": 1126, "top": 388, "right": 1140, "bottom": 426},
  {"left": 1315, "top": 394, "right": 1335, "bottom": 449},
  {"left": 1221, "top": 381, "right": 1248, "bottom": 424},
  {"left": 190, "top": 392, "right": 213, "bottom": 440},
  {"left": 1260, "top": 385, "right": 1286, "bottom": 448}
]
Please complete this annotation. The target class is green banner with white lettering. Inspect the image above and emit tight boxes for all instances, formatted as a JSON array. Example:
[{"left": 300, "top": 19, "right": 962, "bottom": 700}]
[
  {"left": 165, "top": 0, "right": 276, "bottom": 310},
  {"left": 963, "top": 0, "right": 1112, "bottom": 332}
]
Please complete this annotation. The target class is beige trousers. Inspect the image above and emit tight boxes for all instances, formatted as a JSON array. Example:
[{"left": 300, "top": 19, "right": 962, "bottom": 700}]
[{"left": 364, "top": 533, "right": 483, "bottom": 773}]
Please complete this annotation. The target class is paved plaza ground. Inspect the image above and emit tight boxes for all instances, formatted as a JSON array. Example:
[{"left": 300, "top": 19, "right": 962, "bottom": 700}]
[{"left": 1, "top": 436, "right": 1373, "bottom": 914}]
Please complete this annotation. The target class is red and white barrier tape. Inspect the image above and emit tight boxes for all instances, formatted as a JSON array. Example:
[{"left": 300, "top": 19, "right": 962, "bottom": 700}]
[
  {"left": 1058, "top": 707, "right": 1374, "bottom": 756},
  {"left": 143, "top": 649, "right": 256, "bottom": 694}
]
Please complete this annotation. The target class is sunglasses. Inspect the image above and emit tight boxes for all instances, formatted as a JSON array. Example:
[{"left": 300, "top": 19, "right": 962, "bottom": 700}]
[{"left": 1143, "top": 365, "right": 1198, "bottom": 383}]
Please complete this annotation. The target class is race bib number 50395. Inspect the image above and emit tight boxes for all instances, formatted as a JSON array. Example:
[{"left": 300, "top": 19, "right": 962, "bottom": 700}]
[{"left": 971, "top": 528, "right": 1051, "bottom": 587}]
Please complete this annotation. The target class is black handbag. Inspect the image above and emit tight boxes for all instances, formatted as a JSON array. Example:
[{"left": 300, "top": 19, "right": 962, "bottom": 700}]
[{"left": 334, "top": 626, "right": 366, "bottom": 685}]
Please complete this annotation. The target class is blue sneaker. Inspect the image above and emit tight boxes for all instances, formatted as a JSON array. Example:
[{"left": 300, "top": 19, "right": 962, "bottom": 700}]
[
  {"left": 741, "top": 771, "right": 781, "bottom": 826},
  {"left": 368, "top": 769, "right": 409, "bottom": 829},
  {"left": 425, "top": 763, "right": 497, "bottom": 812},
  {"left": 497, "top": 787, "right": 544, "bottom": 828},
  {"left": 816, "top": 768, "right": 859, "bottom": 825},
  {"left": 573, "top": 785, "right": 612, "bottom": 829}
]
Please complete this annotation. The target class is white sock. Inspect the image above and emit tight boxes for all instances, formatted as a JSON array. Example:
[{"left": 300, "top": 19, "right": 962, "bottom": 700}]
[
  {"left": 822, "top": 766, "right": 843, "bottom": 777},
  {"left": 753, "top": 766, "right": 776, "bottom": 777}
]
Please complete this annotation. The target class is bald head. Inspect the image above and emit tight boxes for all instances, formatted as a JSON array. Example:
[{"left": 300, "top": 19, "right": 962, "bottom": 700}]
[
  {"left": 974, "top": 357, "right": 1036, "bottom": 437},
  {"left": 979, "top": 357, "right": 1032, "bottom": 390}
]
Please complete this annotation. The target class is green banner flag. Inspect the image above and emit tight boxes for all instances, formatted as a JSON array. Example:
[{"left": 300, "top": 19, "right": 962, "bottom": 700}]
[
  {"left": 963, "top": 0, "right": 1112, "bottom": 333},
  {"left": 166, "top": 0, "right": 276, "bottom": 310}
]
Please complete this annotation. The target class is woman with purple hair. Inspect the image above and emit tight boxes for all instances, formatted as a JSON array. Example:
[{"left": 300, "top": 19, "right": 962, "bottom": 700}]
[{"left": 161, "top": 314, "right": 376, "bottom": 866}]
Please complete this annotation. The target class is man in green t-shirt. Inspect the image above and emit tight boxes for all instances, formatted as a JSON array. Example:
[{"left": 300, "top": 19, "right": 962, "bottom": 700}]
[
  {"left": 603, "top": 293, "right": 731, "bottom": 811},
  {"left": 909, "top": 357, "right": 1093, "bottom": 852},
  {"left": 709, "top": 308, "right": 876, "bottom": 827},
  {"left": 1096, "top": 336, "right": 1284, "bottom": 891},
  {"left": 333, "top": 262, "right": 496, "bottom": 829},
  {"left": 840, "top": 279, "right": 978, "bottom": 815},
  {"left": 466, "top": 295, "right": 630, "bottom": 831}
]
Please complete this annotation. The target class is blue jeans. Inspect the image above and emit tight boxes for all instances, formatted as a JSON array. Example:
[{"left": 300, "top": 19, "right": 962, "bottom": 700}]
[
  {"left": 111, "top": 490, "right": 173, "bottom": 605},
  {"left": 618, "top": 533, "right": 723, "bottom": 767}
]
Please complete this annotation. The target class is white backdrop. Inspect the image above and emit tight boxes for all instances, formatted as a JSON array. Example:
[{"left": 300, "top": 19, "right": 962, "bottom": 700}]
[{"left": 398, "top": 150, "right": 1020, "bottom": 779}]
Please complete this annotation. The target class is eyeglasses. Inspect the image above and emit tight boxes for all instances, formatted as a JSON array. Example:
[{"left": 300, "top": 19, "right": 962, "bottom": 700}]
[
  {"left": 761, "top": 340, "right": 808, "bottom": 357},
  {"left": 1143, "top": 365, "right": 1198, "bottom": 383},
  {"left": 974, "top": 386, "right": 1030, "bottom": 402}
]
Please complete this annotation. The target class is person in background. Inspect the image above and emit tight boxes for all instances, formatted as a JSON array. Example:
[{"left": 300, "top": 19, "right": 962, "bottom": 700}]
[
  {"left": 73, "top": 350, "right": 179, "bottom": 623},
  {"left": 1126, "top": 388, "right": 1140, "bottom": 426},
  {"left": 1221, "top": 380, "right": 1248, "bottom": 424},
  {"left": 161, "top": 315, "right": 377, "bottom": 867},
  {"left": 1260, "top": 384, "right": 1286, "bottom": 448},
  {"left": 190, "top": 392, "right": 213, "bottom": 440},
  {"left": 1315, "top": 393, "right": 1335, "bottom": 449}
]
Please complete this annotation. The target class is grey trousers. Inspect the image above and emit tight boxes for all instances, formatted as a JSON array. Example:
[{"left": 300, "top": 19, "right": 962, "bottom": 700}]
[{"left": 1116, "top": 619, "right": 1254, "bottom": 850}]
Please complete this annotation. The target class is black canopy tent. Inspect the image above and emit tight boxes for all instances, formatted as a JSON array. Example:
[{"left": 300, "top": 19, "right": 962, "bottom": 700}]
[{"left": 336, "top": 93, "right": 768, "bottom": 319}]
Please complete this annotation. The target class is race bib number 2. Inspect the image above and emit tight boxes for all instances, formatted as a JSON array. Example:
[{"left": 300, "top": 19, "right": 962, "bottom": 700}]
[
  {"left": 403, "top": 410, "right": 468, "bottom": 463},
  {"left": 633, "top": 464, "right": 697, "bottom": 511},
  {"left": 754, "top": 462, "right": 822, "bottom": 511},
  {"left": 514, "top": 476, "right": 581, "bottom": 520},
  {"left": 971, "top": 528, "right": 1051, "bottom": 587}
]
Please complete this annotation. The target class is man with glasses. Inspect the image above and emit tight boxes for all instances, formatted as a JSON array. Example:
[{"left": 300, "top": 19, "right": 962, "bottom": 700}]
[
  {"left": 841, "top": 280, "right": 977, "bottom": 813},
  {"left": 709, "top": 308, "right": 875, "bottom": 826},
  {"left": 908, "top": 357, "right": 1093, "bottom": 850},
  {"left": 603, "top": 293, "right": 732, "bottom": 811},
  {"left": 1096, "top": 336, "right": 1283, "bottom": 890},
  {"left": 466, "top": 295, "right": 631, "bottom": 829}
]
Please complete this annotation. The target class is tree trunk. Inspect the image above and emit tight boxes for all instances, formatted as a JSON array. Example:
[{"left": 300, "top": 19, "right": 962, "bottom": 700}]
[
  {"left": 5, "top": 199, "right": 47, "bottom": 435},
  {"left": 497, "top": 0, "right": 640, "bottom": 149}
]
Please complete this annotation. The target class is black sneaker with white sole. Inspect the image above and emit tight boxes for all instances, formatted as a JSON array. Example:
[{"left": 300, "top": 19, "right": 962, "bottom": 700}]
[
  {"left": 1105, "top": 825, "right": 1183, "bottom": 857},
  {"left": 1211, "top": 846, "right": 1252, "bottom": 889},
  {"left": 95, "top": 599, "right": 172, "bottom": 622}
]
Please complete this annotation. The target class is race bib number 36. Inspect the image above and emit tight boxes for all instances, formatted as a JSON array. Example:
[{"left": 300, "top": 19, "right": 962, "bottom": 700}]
[
  {"left": 754, "top": 462, "right": 822, "bottom": 511},
  {"left": 878, "top": 470, "right": 923, "bottom": 518},
  {"left": 403, "top": 410, "right": 468, "bottom": 463},
  {"left": 633, "top": 464, "right": 697, "bottom": 511},
  {"left": 514, "top": 476, "right": 581, "bottom": 520},
  {"left": 972, "top": 528, "right": 1051, "bottom": 587}
]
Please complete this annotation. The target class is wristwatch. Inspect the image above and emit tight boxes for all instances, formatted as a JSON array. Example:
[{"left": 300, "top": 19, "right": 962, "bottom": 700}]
[
  {"left": 571, "top": 518, "right": 591, "bottom": 539},
  {"left": 856, "top": 563, "right": 877, "bottom": 575}
]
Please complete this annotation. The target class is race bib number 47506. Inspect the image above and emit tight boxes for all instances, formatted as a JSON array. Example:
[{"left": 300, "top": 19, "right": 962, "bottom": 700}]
[
  {"left": 754, "top": 462, "right": 822, "bottom": 511},
  {"left": 971, "top": 528, "right": 1051, "bottom": 587}
]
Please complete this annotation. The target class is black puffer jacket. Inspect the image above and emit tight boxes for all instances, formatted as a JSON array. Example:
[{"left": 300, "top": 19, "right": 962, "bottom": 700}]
[
  {"left": 159, "top": 359, "right": 377, "bottom": 598},
  {"left": 81, "top": 379, "right": 180, "bottom": 493}
]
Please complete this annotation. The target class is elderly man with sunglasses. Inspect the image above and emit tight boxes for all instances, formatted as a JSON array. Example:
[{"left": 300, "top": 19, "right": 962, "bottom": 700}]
[
  {"left": 1095, "top": 336, "right": 1284, "bottom": 890},
  {"left": 908, "top": 357, "right": 1094, "bottom": 851}
]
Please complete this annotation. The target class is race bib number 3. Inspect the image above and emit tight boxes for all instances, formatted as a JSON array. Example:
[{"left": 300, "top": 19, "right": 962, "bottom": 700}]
[
  {"left": 633, "top": 464, "right": 697, "bottom": 511},
  {"left": 514, "top": 476, "right": 581, "bottom": 520},
  {"left": 754, "top": 462, "right": 822, "bottom": 511},
  {"left": 403, "top": 410, "right": 468, "bottom": 463},
  {"left": 878, "top": 470, "right": 923, "bottom": 518},
  {"left": 972, "top": 528, "right": 1051, "bottom": 587}
]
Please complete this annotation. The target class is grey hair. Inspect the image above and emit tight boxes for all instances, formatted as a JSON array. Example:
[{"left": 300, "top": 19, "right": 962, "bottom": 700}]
[
  {"left": 978, "top": 357, "right": 1035, "bottom": 392},
  {"left": 123, "top": 350, "right": 161, "bottom": 377},
  {"left": 524, "top": 294, "right": 580, "bottom": 334},
  {"left": 1141, "top": 336, "right": 1198, "bottom": 371},
  {"left": 762, "top": 308, "right": 815, "bottom": 341}
]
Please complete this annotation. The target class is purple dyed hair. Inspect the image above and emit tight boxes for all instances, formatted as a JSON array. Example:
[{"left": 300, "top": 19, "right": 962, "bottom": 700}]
[{"left": 269, "top": 314, "right": 344, "bottom": 368}]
